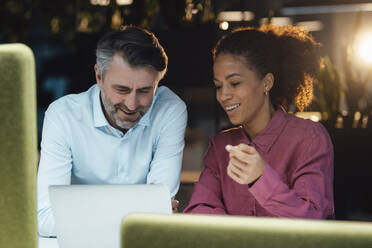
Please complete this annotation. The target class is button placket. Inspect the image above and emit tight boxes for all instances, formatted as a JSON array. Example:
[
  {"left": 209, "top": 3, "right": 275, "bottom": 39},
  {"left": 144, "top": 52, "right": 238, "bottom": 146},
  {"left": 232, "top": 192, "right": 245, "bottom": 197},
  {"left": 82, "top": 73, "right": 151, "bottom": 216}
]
[{"left": 118, "top": 137, "right": 128, "bottom": 176}]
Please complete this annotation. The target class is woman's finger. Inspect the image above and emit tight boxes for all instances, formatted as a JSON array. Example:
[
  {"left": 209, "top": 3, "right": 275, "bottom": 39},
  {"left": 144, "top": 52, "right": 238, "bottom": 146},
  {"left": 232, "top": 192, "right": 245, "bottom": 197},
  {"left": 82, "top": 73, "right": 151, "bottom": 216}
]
[
  {"left": 226, "top": 145, "right": 250, "bottom": 162},
  {"left": 227, "top": 164, "right": 246, "bottom": 184},
  {"left": 229, "top": 156, "right": 249, "bottom": 173},
  {"left": 236, "top": 143, "right": 257, "bottom": 154}
]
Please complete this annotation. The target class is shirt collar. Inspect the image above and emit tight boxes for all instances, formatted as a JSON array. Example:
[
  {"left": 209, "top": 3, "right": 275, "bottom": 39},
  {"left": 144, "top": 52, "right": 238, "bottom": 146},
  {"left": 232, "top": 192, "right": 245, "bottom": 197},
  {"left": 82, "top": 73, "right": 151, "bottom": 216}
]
[
  {"left": 92, "top": 85, "right": 159, "bottom": 128},
  {"left": 239, "top": 108, "right": 288, "bottom": 154},
  {"left": 93, "top": 85, "right": 109, "bottom": 128}
]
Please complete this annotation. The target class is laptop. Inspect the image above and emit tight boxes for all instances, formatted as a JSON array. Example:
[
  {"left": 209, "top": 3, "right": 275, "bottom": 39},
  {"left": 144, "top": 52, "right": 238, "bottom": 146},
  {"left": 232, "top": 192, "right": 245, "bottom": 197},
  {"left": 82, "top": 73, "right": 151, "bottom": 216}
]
[{"left": 49, "top": 184, "right": 172, "bottom": 248}]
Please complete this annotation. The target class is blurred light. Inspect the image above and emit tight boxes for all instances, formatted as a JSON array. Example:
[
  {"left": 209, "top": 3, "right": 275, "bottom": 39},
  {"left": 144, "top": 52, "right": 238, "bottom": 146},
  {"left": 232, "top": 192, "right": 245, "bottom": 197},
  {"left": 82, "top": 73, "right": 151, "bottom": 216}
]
[
  {"left": 352, "top": 111, "right": 362, "bottom": 128},
  {"left": 77, "top": 17, "right": 90, "bottom": 32},
  {"left": 356, "top": 34, "right": 372, "bottom": 64},
  {"left": 282, "top": 3, "right": 372, "bottom": 15},
  {"left": 111, "top": 9, "right": 123, "bottom": 29},
  {"left": 217, "top": 11, "right": 254, "bottom": 22},
  {"left": 296, "top": 21, "right": 323, "bottom": 32},
  {"left": 295, "top": 112, "right": 322, "bottom": 122},
  {"left": 322, "top": 111, "right": 329, "bottom": 121},
  {"left": 185, "top": 0, "right": 194, "bottom": 21},
  {"left": 260, "top": 17, "right": 292, "bottom": 26},
  {"left": 335, "top": 116, "right": 343, "bottom": 129},
  {"left": 116, "top": 0, "right": 133, "bottom": 5},
  {"left": 355, "top": 111, "right": 361, "bottom": 120},
  {"left": 90, "top": 0, "right": 110, "bottom": 6},
  {"left": 192, "top": 9, "right": 198, "bottom": 14},
  {"left": 99, "top": 0, "right": 110, "bottom": 6},
  {"left": 361, "top": 115, "right": 368, "bottom": 129},
  {"left": 50, "top": 18, "right": 60, "bottom": 33},
  {"left": 219, "top": 21, "right": 229, "bottom": 30}
]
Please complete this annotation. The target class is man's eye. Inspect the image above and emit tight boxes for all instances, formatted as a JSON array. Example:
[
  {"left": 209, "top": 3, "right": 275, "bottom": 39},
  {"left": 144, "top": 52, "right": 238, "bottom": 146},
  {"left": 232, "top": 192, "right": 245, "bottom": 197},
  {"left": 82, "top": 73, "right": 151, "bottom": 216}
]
[
  {"left": 116, "top": 88, "right": 129, "bottom": 94},
  {"left": 139, "top": 89, "right": 151, "bottom": 94},
  {"left": 231, "top": 82, "right": 240, "bottom": 87}
]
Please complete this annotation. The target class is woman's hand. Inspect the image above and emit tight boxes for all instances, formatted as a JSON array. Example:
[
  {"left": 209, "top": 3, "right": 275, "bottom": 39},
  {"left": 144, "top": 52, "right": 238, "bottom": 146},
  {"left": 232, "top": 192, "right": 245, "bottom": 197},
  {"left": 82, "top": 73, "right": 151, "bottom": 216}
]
[{"left": 226, "top": 144, "right": 266, "bottom": 185}]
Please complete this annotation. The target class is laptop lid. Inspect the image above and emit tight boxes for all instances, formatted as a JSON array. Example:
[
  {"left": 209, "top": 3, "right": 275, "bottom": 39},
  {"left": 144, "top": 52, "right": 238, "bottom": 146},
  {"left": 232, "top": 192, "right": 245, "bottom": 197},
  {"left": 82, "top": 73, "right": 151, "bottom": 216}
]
[{"left": 49, "top": 184, "right": 172, "bottom": 248}]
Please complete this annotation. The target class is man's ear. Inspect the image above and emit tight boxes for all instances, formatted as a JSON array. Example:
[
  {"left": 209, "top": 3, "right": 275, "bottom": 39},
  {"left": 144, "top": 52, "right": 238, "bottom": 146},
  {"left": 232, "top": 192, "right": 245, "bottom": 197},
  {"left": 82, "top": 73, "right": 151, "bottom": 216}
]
[
  {"left": 263, "top": 73, "right": 274, "bottom": 92},
  {"left": 94, "top": 64, "right": 103, "bottom": 88}
]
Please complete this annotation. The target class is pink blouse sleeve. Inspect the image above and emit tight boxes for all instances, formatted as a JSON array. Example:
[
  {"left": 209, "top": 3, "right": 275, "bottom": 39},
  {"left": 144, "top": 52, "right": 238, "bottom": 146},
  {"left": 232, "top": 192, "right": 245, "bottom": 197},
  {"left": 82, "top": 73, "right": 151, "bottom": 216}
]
[
  {"left": 249, "top": 123, "right": 334, "bottom": 219},
  {"left": 183, "top": 143, "right": 227, "bottom": 214}
]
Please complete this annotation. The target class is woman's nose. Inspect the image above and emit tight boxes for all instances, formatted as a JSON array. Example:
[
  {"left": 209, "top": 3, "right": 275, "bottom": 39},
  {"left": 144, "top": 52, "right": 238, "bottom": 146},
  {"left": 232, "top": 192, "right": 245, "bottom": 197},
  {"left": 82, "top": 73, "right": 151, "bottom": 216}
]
[{"left": 219, "top": 86, "right": 232, "bottom": 102}]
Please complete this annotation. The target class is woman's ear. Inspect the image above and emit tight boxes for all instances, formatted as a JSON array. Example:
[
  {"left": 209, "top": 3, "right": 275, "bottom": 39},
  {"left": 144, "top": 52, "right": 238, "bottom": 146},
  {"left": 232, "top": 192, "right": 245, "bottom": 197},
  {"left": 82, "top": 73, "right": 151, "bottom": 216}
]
[{"left": 263, "top": 73, "right": 274, "bottom": 93}]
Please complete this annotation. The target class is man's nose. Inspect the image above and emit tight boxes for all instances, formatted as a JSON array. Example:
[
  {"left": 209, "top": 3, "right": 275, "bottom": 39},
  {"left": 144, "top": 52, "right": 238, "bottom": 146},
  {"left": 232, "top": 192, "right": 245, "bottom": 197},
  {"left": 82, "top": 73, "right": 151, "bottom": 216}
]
[{"left": 125, "top": 92, "right": 138, "bottom": 111}]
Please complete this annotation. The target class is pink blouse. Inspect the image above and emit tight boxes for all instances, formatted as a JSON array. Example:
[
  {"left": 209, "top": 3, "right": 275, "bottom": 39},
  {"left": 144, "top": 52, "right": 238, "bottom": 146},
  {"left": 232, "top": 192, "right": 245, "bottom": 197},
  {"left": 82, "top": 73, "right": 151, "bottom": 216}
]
[{"left": 184, "top": 109, "right": 334, "bottom": 219}]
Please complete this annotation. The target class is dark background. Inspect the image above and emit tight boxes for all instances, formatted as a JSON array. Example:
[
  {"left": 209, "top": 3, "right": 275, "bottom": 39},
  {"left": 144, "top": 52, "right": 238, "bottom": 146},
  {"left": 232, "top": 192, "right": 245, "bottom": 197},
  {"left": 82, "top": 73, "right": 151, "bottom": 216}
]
[{"left": 2, "top": 0, "right": 372, "bottom": 220}]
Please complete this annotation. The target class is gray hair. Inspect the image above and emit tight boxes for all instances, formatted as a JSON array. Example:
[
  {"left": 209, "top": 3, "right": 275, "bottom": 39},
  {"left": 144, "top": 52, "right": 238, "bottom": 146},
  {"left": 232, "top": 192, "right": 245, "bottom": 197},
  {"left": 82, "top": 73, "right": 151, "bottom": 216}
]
[
  {"left": 95, "top": 26, "right": 168, "bottom": 82},
  {"left": 96, "top": 49, "right": 115, "bottom": 81}
]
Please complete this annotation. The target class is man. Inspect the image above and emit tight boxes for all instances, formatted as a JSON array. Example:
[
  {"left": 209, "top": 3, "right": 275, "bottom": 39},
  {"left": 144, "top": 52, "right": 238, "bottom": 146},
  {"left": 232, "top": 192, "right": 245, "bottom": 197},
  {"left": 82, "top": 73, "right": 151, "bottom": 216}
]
[{"left": 37, "top": 26, "right": 187, "bottom": 237}]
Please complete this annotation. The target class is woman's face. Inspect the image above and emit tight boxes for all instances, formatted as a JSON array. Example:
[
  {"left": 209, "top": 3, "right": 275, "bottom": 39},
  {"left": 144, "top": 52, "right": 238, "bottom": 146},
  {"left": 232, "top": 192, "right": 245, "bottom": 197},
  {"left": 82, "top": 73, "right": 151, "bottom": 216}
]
[{"left": 213, "top": 53, "right": 269, "bottom": 127}]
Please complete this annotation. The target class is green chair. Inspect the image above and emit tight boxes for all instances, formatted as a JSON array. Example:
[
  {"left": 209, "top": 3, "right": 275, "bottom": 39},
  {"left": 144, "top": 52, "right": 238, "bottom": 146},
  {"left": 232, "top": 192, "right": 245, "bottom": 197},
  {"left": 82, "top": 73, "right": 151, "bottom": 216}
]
[
  {"left": 121, "top": 213, "right": 372, "bottom": 248},
  {"left": 0, "top": 44, "right": 38, "bottom": 248}
]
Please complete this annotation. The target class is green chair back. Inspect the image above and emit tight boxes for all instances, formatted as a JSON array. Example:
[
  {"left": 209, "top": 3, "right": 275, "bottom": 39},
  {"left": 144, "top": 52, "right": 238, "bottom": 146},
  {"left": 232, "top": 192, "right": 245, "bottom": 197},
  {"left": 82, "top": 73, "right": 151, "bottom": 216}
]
[
  {"left": 121, "top": 213, "right": 372, "bottom": 248},
  {"left": 0, "top": 44, "right": 38, "bottom": 248}
]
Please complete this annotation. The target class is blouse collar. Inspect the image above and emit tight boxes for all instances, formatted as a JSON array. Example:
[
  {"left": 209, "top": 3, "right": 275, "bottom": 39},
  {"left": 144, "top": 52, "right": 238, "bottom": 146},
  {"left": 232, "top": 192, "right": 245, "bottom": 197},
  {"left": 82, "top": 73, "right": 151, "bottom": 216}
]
[{"left": 238, "top": 108, "right": 289, "bottom": 154}]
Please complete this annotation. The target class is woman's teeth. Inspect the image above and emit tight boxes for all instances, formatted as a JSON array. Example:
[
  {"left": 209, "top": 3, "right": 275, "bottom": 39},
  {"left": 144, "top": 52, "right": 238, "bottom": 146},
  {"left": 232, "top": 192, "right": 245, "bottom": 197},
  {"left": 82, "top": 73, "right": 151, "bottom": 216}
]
[{"left": 225, "top": 104, "right": 240, "bottom": 111}]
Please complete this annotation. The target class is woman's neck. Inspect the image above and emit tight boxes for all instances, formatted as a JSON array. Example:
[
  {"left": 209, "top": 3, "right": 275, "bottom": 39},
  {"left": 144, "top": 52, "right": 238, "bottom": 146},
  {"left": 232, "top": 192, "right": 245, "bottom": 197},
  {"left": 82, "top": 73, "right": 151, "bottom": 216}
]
[{"left": 243, "top": 103, "right": 275, "bottom": 140}]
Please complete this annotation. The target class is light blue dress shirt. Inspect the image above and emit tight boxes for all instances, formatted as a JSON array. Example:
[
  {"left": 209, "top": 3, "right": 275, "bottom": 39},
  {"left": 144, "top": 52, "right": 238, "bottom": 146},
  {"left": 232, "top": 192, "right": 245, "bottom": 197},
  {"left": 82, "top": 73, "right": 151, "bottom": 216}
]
[{"left": 37, "top": 84, "right": 187, "bottom": 237}]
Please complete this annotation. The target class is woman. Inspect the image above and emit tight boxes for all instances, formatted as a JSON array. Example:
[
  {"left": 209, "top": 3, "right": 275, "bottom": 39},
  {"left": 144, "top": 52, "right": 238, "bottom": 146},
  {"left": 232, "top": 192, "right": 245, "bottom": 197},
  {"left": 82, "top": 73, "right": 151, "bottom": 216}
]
[{"left": 183, "top": 25, "right": 334, "bottom": 219}]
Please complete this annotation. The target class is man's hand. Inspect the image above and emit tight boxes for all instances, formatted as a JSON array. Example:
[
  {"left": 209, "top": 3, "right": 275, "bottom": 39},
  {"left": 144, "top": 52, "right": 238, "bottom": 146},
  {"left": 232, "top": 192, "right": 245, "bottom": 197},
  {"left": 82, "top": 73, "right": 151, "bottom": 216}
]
[
  {"left": 225, "top": 144, "right": 266, "bottom": 185},
  {"left": 172, "top": 200, "right": 179, "bottom": 213}
]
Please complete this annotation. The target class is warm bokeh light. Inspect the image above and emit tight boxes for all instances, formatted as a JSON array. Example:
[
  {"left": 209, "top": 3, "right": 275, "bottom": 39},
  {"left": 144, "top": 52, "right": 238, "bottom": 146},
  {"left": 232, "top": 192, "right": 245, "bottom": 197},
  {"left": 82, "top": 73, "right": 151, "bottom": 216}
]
[
  {"left": 50, "top": 18, "right": 60, "bottom": 33},
  {"left": 111, "top": 9, "right": 123, "bottom": 29},
  {"left": 295, "top": 112, "right": 321, "bottom": 122},
  {"left": 116, "top": 0, "right": 133, "bottom": 5},
  {"left": 217, "top": 11, "right": 254, "bottom": 22},
  {"left": 90, "top": 0, "right": 110, "bottom": 6},
  {"left": 219, "top": 21, "right": 229, "bottom": 30},
  {"left": 296, "top": 20, "right": 323, "bottom": 32},
  {"left": 260, "top": 17, "right": 292, "bottom": 26},
  {"left": 357, "top": 35, "right": 372, "bottom": 64}
]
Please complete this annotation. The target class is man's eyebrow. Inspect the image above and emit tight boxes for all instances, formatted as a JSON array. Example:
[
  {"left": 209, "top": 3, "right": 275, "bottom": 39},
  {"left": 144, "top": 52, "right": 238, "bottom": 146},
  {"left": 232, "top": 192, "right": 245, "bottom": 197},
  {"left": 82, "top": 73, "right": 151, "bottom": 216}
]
[
  {"left": 137, "top": 86, "right": 154, "bottom": 91},
  {"left": 113, "top": 84, "right": 131, "bottom": 90}
]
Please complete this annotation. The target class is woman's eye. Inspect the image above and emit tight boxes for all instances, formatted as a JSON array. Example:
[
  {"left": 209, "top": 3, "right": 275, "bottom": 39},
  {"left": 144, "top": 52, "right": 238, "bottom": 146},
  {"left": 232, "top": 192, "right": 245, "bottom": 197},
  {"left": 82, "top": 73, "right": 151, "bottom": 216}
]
[
  {"left": 215, "top": 85, "right": 222, "bottom": 90},
  {"left": 231, "top": 82, "right": 240, "bottom": 87}
]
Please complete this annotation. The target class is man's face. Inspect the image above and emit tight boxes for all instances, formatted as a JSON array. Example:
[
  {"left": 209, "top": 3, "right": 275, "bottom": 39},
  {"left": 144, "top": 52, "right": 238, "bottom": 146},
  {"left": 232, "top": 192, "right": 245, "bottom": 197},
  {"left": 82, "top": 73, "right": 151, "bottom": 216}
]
[{"left": 95, "top": 54, "right": 161, "bottom": 132}]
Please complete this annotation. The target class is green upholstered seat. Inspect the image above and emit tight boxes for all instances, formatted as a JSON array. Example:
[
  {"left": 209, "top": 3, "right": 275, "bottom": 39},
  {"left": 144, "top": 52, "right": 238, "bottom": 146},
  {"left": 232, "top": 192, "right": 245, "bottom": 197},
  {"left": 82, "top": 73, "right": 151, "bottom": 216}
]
[
  {"left": 0, "top": 44, "right": 38, "bottom": 248},
  {"left": 121, "top": 213, "right": 372, "bottom": 248}
]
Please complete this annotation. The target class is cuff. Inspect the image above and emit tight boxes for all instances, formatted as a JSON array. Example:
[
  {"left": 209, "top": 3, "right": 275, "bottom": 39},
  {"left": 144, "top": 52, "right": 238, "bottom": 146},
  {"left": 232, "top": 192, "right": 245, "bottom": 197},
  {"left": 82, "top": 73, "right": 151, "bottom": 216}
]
[{"left": 248, "top": 163, "right": 281, "bottom": 205}]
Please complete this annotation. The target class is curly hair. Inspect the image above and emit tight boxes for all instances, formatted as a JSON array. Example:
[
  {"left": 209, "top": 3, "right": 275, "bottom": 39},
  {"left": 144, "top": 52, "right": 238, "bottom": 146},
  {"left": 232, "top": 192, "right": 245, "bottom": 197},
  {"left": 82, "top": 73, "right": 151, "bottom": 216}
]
[{"left": 212, "top": 24, "right": 321, "bottom": 111}]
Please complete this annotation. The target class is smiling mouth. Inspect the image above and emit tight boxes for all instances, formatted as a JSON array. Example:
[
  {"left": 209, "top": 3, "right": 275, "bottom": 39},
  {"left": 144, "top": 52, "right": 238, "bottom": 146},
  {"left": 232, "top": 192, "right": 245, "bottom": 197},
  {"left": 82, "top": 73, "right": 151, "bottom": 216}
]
[
  {"left": 225, "top": 104, "right": 240, "bottom": 112},
  {"left": 118, "top": 108, "right": 138, "bottom": 116}
]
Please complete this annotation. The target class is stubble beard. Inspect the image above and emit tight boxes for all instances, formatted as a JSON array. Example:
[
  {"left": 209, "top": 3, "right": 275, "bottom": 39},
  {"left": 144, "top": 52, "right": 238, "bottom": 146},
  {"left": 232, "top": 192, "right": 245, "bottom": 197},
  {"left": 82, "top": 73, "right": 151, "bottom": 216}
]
[{"left": 100, "top": 89, "right": 150, "bottom": 131}]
